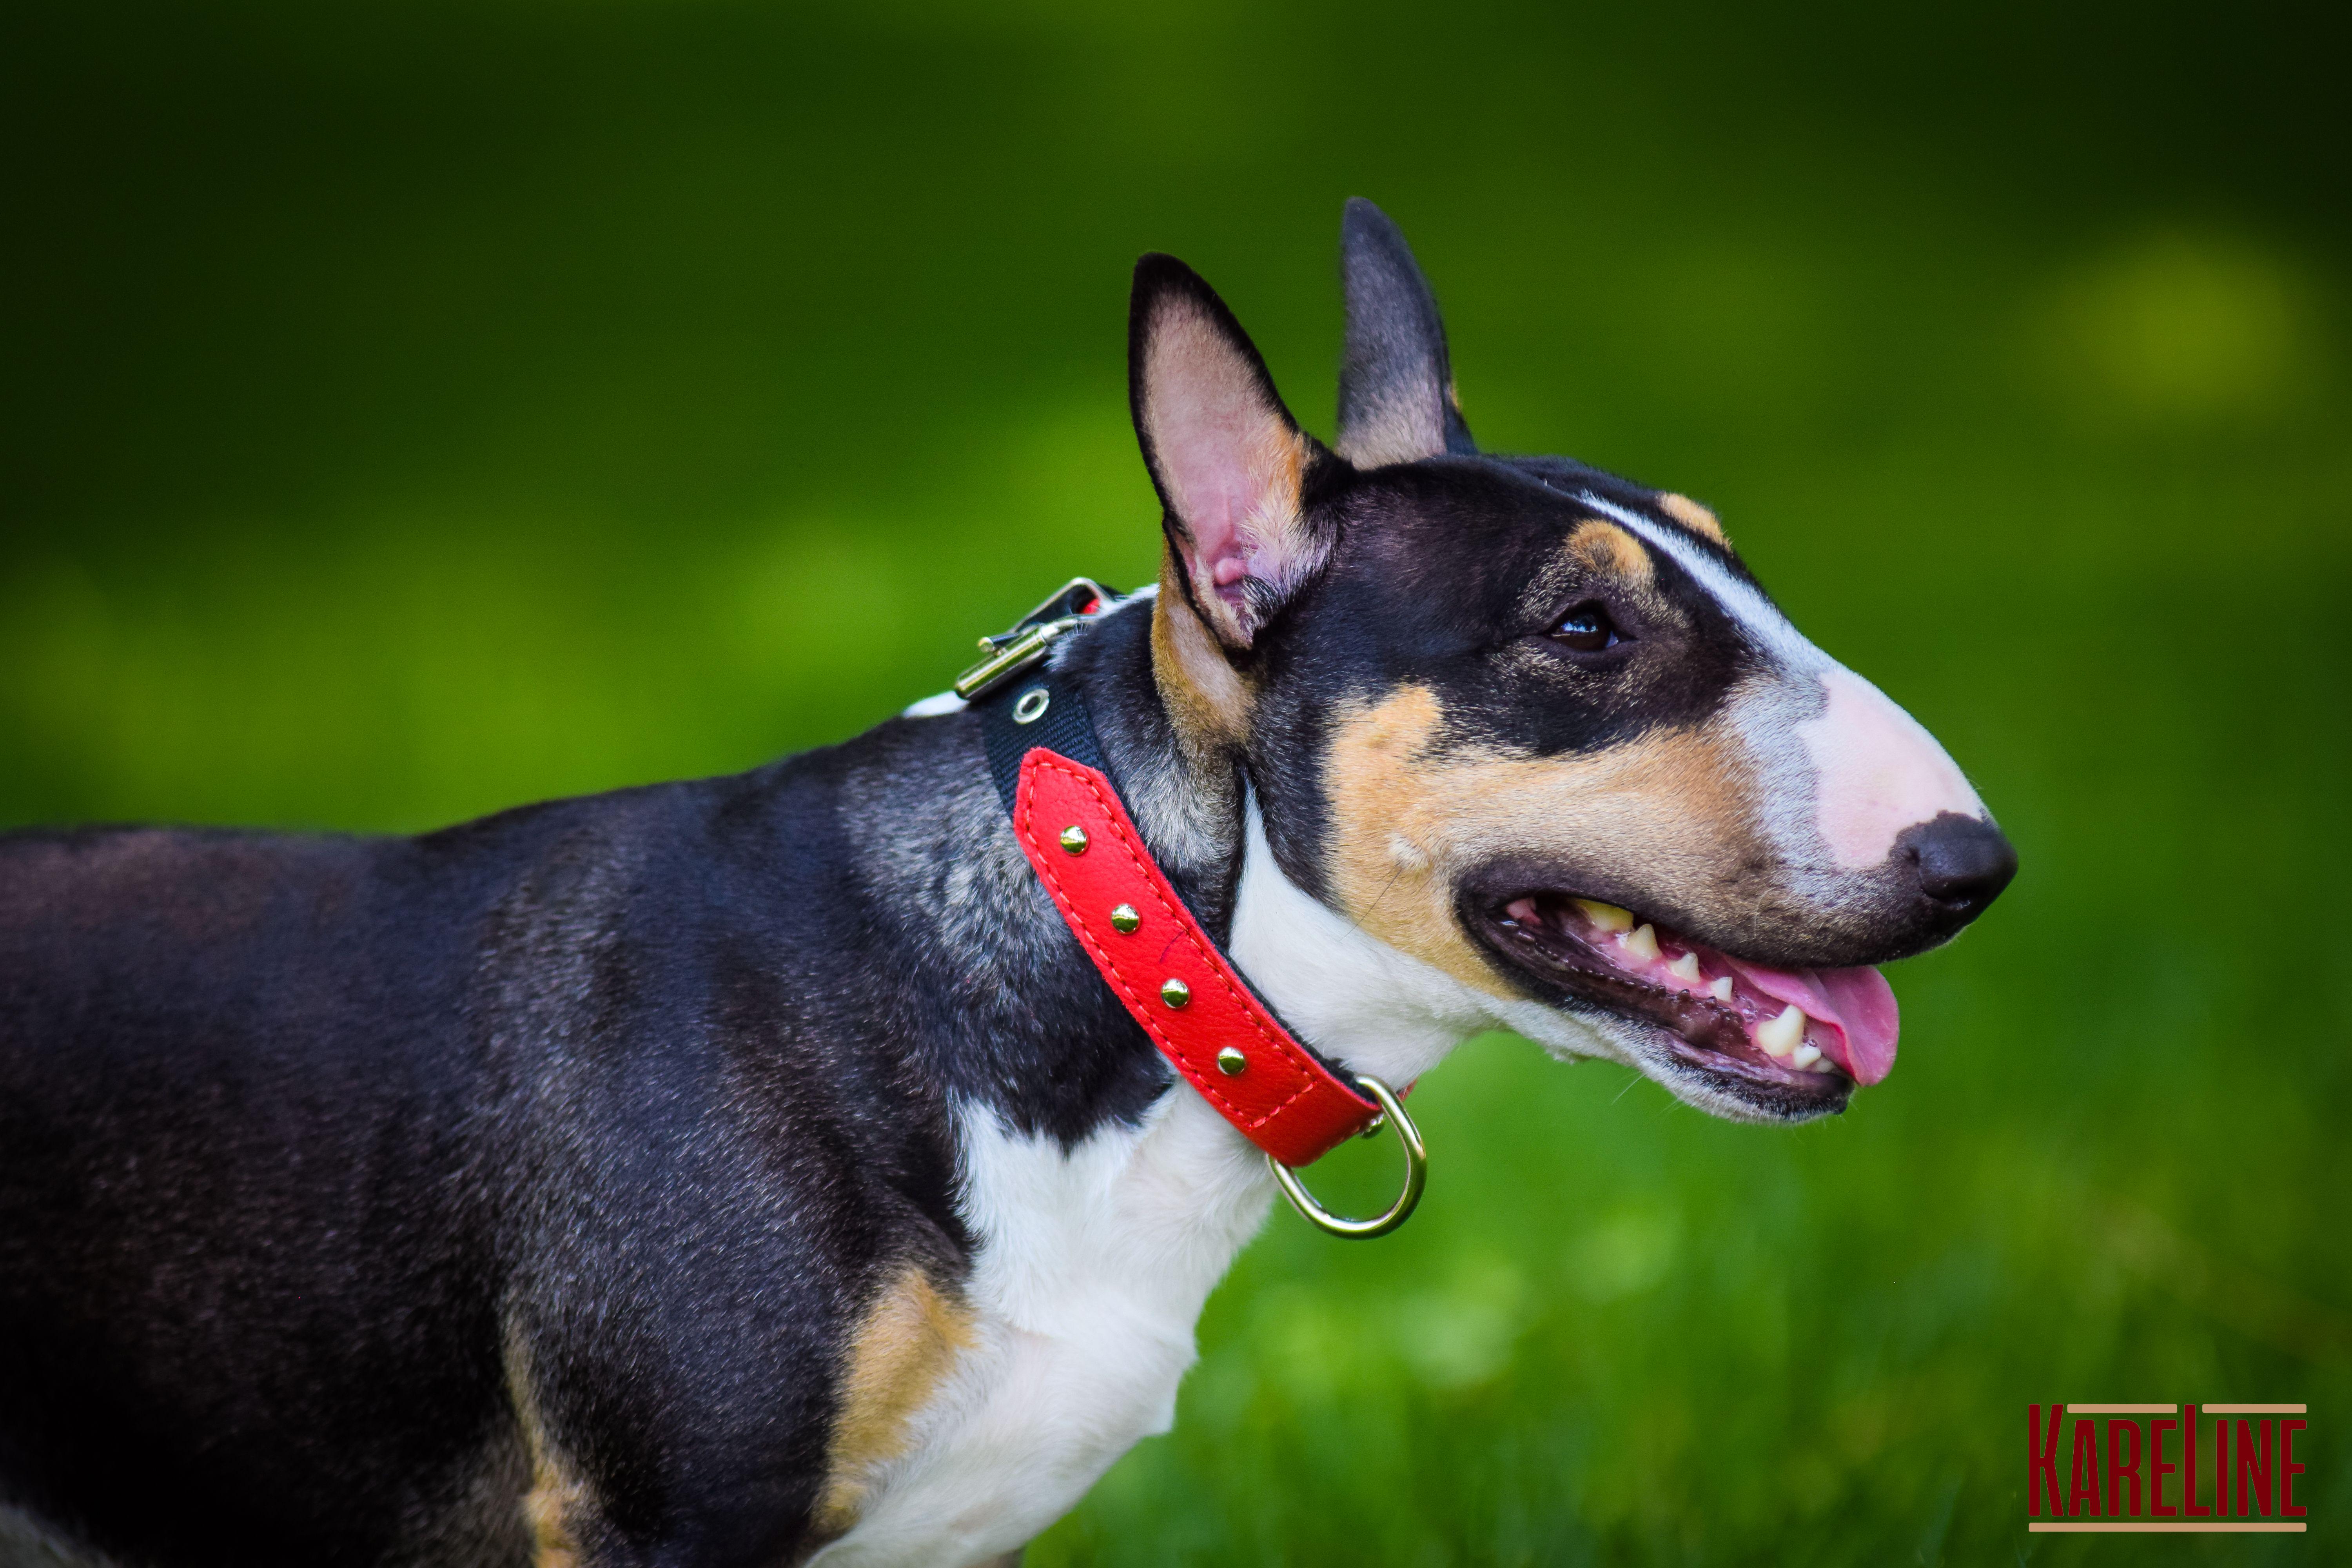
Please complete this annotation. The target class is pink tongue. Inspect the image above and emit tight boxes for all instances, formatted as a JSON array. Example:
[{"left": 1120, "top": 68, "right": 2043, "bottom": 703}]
[{"left": 1715, "top": 956, "right": 1901, "bottom": 1086}]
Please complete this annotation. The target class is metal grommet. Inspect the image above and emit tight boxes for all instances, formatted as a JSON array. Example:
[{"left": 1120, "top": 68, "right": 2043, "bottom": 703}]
[
  {"left": 1216, "top": 1046, "right": 1248, "bottom": 1076},
  {"left": 1012, "top": 686, "right": 1051, "bottom": 725},
  {"left": 1267, "top": 1074, "right": 1426, "bottom": 1240},
  {"left": 1109, "top": 903, "right": 1140, "bottom": 933},
  {"left": 1058, "top": 825, "right": 1088, "bottom": 855},
  {"left": 1160, "top": 978, "right": 1191, "bottom": 1009}
]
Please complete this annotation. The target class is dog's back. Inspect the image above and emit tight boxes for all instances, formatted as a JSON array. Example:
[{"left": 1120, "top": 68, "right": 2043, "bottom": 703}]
[
  {"left": 0, "top": 733, "right": 1001, "bottom": 1566},
  {"left": 0, "top": 818, "right": 526, "bottom": 1560}
]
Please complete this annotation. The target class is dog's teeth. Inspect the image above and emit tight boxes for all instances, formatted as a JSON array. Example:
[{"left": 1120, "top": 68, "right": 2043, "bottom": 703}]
[
  {"left": 1574, "top": 899, "right": 1634, "bottom": 934},
  {"left": 1791, "top": 1042, "right": 1822, "bottom": 1069},
  {"left": 1666, "top": 951, "right": 1702, "bottom": 983},
  {"left": 1619, "top": 924, "right": 1660, "bottom": 962},
  {"left": 1806, "top": 1054, "right": 1837, "bottom": 1073},
  {"left": 1709, "top": 975, "right": 1735, "bottom": 1002},
  {"left": 1758, "top": 1005, "right": 1805, "bottom": 1057}
]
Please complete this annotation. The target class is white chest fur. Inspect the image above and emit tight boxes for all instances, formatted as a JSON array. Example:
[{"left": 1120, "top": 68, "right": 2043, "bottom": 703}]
[
  {"left": 804, "top": 1092, "right": 1271, "bottom": 1567},
  {"left": 808, "top": 800, "right": 1503, "bottom": 1567}
]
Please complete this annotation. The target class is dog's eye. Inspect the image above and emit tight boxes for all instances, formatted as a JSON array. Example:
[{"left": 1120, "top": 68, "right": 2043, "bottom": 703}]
[{"left": 1549, "top": 603, "right": 1622, "bottom": 652}]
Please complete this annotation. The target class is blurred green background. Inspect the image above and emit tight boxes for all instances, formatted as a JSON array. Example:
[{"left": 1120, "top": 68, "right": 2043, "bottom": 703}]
[{"left": 5, "top": 1, "right": 2348, "bottom": 1561}]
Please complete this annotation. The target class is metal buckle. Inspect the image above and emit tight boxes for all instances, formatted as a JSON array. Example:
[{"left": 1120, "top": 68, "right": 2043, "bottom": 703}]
[
  {"left": 953, "top": 577, "right": 1116, "bottom": 702},
  {"left": 1266, "top": 1074, "right": 1427, "bottom": 1239}
]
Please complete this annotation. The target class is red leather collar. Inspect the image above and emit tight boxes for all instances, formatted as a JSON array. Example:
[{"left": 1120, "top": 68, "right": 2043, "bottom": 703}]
[{"left": 1009, "top": 747, "right": 1383, "bottom": 1167}]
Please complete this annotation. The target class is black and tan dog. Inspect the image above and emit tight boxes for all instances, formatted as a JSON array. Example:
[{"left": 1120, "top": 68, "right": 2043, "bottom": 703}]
[{"left": 0, "top": 201, "right": 2013, "bottom": 1568}]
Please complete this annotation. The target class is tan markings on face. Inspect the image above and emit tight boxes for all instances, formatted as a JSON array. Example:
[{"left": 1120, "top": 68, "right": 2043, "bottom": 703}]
[
  {"left": 814, "top": 1266, "right": 976, "bottom": 1537},
  {"left": 1656, "top": 492, "right": 1728, "bottom": 547},
  {"left": 1563, "top": 520, "right": 1655, "bottom": 586},
  {"left": 504, "top": 1334, "right": 591, "bottom": 1568},
  {"left": 1152, "top": 555, "right": 1256, "bottom": 748},
  {"left": 1323, "top": 686, "right": 1769, "bottom": 992}
]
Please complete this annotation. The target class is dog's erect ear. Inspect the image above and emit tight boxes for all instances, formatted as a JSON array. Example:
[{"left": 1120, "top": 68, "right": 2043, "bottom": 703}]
[
  {"left": 1130, "top": 254, "right": 1334, "bottom": 652},
  {"left": 1335, "top": 198, "right": 1475, "bottom": 467}
]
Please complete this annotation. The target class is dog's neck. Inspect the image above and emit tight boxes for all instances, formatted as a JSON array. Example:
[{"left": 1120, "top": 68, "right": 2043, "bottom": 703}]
[
  {"left": 808, "top": 584, "right": 1515, "bottom": 1565},
  {"left": 1020, "top": 583, "right": 1498, "bottom": 1103},
  {"left": 1041, "top": 583, "right": 1248, "bottom": 939},
  {"left": 1228, "top": 797, "right": 1498, "bottom": 1088}
]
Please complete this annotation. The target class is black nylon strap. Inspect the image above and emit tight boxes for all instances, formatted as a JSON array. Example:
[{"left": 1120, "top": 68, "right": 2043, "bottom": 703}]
[{"left": 977, "top": 664, "right": 1111, "bottom": 815}]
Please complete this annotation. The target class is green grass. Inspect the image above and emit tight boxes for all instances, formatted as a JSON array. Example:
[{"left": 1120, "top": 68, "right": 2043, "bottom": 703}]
[{"left": 4, "top": 1, "right": 2347, "bottom": 1560}]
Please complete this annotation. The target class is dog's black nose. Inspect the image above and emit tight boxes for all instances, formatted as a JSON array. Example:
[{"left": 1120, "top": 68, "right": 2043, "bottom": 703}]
[{"left": 1904, "top": 813, "right": 2018, "bottom": 917}]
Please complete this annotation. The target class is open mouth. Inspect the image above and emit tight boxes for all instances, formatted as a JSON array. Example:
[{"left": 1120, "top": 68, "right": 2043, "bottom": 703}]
[{"left": 1476, "top": 893, "right": 1900, "bottom": 1107}]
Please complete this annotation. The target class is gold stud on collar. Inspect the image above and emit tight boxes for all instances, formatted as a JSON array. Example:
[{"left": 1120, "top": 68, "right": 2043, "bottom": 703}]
[
  {"left": 1058, "top": 825, "right": 1088, "bottom": 855},
  {"left": 1109, "top": 903, "right": 1140, "bottom": 933},
  {"left": 1160, "top": 977, "right": 1191, "bottom": 1008},
  {"left": 1216, "top": 1046, "right": 1247, "bottom": 1076}
]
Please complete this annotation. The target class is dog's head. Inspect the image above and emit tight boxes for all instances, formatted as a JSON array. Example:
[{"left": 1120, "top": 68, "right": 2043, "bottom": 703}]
[{"left": 1131, "top": 201, "right": 2014, "bottom": 1123}]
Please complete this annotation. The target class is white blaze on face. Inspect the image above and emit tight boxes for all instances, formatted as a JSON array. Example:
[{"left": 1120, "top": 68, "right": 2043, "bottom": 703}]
[
  {"left": 1583, "top": 494, "right": 1989, "bottom": 877},
  {"left": 1796, "top": 667, "right": 1985, "bottom": 871}
]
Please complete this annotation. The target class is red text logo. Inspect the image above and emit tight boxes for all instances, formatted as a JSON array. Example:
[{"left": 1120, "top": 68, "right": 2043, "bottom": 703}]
[{"left": 2027, "top": 1404, "right": 2308, "bottom": 1535}]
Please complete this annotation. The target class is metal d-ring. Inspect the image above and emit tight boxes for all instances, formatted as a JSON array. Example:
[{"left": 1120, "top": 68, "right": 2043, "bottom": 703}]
[{"left": 1267, "top": 1074, "right": 1426, "bottom": 1240}]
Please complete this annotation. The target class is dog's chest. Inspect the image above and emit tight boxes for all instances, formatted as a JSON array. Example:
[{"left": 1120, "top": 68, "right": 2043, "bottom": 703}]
[
  {"left": 806, "top": 1093, "right": 1273, "bottom": 1568},
  {"left": 804, "top": 805, "right": 1490, "bottom": 1568}
]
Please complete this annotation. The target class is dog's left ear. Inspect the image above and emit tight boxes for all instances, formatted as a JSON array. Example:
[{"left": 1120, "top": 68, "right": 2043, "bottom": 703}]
[
  {"left": 1130, "top": 253, "right": 1335, "bottom": 652},
  {"left": 1335, "top": 198, "right": 1477, "bottom": 466}
]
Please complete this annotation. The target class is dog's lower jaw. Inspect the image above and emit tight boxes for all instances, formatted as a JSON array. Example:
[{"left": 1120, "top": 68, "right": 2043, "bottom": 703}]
[{"left": 1232, "top": 796, "right": 1850, "bottom": 1126}]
